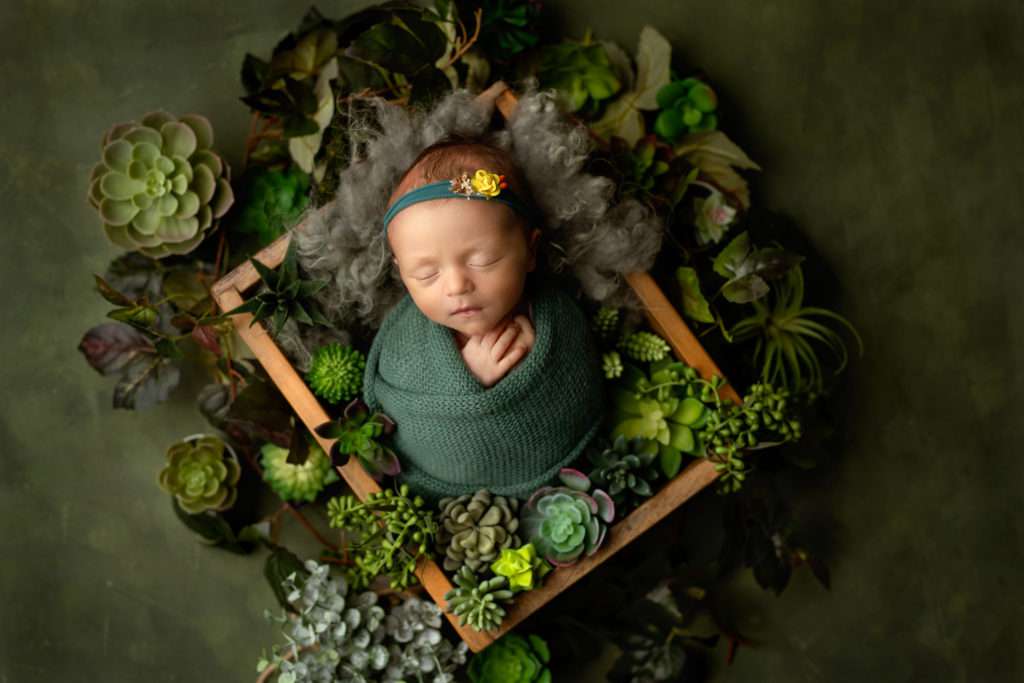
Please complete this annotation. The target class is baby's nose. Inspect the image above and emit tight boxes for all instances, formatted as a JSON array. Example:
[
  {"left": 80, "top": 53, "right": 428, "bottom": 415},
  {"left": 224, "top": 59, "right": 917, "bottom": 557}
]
[{"left": 444, "top": 269, "right": 473, "bottom": 296}]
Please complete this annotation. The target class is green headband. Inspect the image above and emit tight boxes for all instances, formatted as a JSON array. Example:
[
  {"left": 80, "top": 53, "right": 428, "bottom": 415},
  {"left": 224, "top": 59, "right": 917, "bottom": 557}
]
[{"left": 383, "top": 169, "right": 536, "bottom": 236}]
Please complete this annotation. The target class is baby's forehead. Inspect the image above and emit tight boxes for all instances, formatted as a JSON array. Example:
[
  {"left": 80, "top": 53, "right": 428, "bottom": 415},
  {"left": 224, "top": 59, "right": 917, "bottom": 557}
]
[{"left": 388, "top": 198, "right": 522, "bottom": 256}]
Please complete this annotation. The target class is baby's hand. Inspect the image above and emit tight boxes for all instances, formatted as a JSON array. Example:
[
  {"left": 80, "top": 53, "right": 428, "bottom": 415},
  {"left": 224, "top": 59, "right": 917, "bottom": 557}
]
[{"left": 460, "top": 315, "right": 535, "bottom": 388}]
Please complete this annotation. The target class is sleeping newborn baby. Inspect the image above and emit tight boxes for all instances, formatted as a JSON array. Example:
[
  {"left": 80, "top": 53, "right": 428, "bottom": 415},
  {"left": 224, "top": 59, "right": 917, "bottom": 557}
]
[{"left": 362, "top": 135, "right": 606, "bottom": 502}]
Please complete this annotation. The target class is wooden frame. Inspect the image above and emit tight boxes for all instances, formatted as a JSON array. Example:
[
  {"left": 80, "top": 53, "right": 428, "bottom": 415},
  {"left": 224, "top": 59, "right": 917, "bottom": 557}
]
[{"left": 213, "top": 84, "right": 740, "bottom": 653}]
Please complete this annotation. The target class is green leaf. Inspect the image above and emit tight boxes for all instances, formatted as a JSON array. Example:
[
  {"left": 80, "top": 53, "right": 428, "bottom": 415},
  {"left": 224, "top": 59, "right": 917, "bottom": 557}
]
[
  {"left": 241, "top": 53, "right": 270, "bottom": 95},
  {"left": 591, "top": 26, "right": 671, "bottom": 145},
  {"left": 264, "top": 545, "right": 308, "bottom": 612},
  {"left": 675, "top": 266, "right": 714, "bottom": 323},
  {"left": 112, "top": 355, "right": 180, "bottom": 410},
  {"left": 659, "top": 444, "right": 682, "bottom": 478},
  {"left": 713, "top": 231, "right": 752, "bottom": 278},
  {"left": 93, "top": 274, "right": 133, "bottom": 306}
]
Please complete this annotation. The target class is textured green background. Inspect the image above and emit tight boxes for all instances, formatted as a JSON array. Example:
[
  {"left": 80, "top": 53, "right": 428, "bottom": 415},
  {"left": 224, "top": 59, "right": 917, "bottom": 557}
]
[{"left": 2, "top": 0, "right": 1021, "bottom": 680}]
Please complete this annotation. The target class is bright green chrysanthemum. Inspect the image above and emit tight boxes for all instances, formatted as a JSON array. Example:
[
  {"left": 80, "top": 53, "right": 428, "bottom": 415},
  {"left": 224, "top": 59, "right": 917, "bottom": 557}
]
[
  {"left": 306, "top": 343, "right": 366, "bottom": 404},
  {"left": 158, "top": 435, "right": 241, "bottom": 514},
  {"left": 260, "top": 441, "right": 339, "bottom": 503},
  {"left": 88, "top": 111, "right": 234, "bottom": 257}
]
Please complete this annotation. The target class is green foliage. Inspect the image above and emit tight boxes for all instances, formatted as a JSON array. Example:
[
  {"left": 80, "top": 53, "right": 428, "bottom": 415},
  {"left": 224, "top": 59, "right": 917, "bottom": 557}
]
[
  {"left": 728, "top": 265, "right": 864, "bottom": 394},
  {"left": 586, "top": 435, "right": 661, "bottom": 513},
  {"left": 88, "top": 111, "right": 234, "bottom": 258},
  {"left": 325, "top": 485, "right": 437, "bottom": 590},
  {"left": 619, "top": 330, "right": 672, "bottom": 363},
  {"left": 314, "top": 399, "right": 401, "bottom": 480},
  {"left": 475, "top": 0, "right": 542, "bottom": 61},
  {"left": 520, "top": 471, "right": 615, "bottom": 566},
  {"left": 259, "top": 436, "right": 339, "bottom": 504},
  {"left": 654, "top": 77, "right": 719, "bottom": 143},
  {"left": 594, "top": 135, "right": 697, "bottom": 209},
  {"left": 158, "top": 434, "right": 241, "bottom": 514},
  {"left": 537, "top": 34, "right": 621, "bottom": 115},
  {"left": 444, "top": 567, "right": 514, "bottom": 632},
  {"left": 260, "top": 557, "right": 468, "bottom": 680},
  {"left": 436, "top": 489, "right": 522, "bottom": 575},
  {"left": 467, "top": 632, "right": 552, "bottom": 683},
  {"left": 674, "top": 266, "right": 714, "bottom": 324},
  {"left": 712, "top": 230, "right": 804, "bottom": 304},
  {"left": 590, "top": 26, "right": 671, "bottom": 145},
  {"left": 592, "top": 305, "right": 621, "bottom": 341},
  {"left": 306, "top": 342, "right": 366, "bottom": 404},
  {"left": 224, "top": 237, "right": 330, "bottom": 337},
  {"left": 232, "top": 166, "right": 310, "bottom": 247}
]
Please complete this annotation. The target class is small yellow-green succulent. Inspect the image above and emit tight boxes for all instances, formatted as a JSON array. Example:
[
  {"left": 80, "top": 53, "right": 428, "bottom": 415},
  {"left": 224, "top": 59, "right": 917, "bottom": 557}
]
[
  {"left": 490, "top": 544, "right": 551, "bottom": 592},
  {"left": 158, "top": 435, "right": 241, "bottom": 514}
]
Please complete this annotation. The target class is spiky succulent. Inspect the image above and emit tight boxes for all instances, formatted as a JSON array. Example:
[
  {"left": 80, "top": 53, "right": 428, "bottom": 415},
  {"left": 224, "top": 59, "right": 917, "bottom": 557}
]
[
  {"left": 467, "top": 633, "right": 552, "bottom": 683},
  {"left": 158, "top": 434, "right": 241, "bottom": 514},
  {"left": 259, "top": 440, "right": 339, "bottom": 503},
  {"left": 306, "top": 343, "right": 366, "bottom": 404},
  {"left": 520, "top": 469, "right": 615, "bottom": 567},
  {"left": 436, "top": 490, "right": 521, "bottom": 575},
  {"left": 225, "top": 237, "right": 329, "bottom": 337},
  {"left": 587, "top": 436, "right": 661, "bottom": 512},
  {"left": 654, "top": 77, "right": 719, "bottom": 143},
  {"left": 444, "top": 567, "right": 514, "bottom": 632},
  {"left": 619, "top": 331, "right": 672, "bottom": 363},
  {"left": 88, "top": 112, "right": 234, "bottom": 257}
]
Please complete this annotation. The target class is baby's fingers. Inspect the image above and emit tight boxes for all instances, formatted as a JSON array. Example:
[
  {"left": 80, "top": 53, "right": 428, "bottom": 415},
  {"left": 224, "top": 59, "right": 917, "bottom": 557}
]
[
  {"left": 496, "top": 344, "right": 528, "bottom": 371},
  {"left": 491, "top": 322, "right": 521, "bottom": 360}
]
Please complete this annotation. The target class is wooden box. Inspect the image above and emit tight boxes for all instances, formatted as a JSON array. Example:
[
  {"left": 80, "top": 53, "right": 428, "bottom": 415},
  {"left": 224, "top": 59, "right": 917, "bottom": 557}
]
[{"left": 212, "top": 85, "right": 739, "bottom": 653}]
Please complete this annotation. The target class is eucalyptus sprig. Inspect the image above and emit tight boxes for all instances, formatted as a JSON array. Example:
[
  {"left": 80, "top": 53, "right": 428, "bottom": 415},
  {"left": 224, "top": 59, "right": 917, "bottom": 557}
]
[
  {"left": 326, "top": 484, "right": 437, "bottom": 590},
  {"left": 728, "top": 265, "right": 864, "bottom": 395}
]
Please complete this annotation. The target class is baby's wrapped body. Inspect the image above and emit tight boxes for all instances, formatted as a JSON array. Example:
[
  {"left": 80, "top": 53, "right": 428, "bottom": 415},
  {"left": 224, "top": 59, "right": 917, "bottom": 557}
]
[{"left": 362, "top": 276, "right": 606, "bottom": 503}]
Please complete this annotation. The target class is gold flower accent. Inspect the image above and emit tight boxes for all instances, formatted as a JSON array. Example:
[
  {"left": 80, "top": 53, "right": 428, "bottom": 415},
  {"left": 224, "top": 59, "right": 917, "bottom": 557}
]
[{"left": 470, "top": 169, "right": 505, "bottom": 197}]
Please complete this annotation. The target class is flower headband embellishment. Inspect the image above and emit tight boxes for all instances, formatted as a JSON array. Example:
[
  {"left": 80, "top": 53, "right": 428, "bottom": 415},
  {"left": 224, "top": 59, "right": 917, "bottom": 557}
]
[{"left": 450, "top": 169, "right": 507, "bottom": 199}]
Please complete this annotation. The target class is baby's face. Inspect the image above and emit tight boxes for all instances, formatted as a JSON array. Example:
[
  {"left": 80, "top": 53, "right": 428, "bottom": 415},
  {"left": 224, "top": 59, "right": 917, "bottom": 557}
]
[{"left": 388, "top": 198, "right": 537, "bottom": 338}]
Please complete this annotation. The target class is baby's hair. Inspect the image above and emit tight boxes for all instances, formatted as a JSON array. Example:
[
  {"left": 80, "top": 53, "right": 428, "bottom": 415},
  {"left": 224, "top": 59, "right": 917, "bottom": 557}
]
[{"left": 386, "top": 133, "right": 537, "bottom": 232}]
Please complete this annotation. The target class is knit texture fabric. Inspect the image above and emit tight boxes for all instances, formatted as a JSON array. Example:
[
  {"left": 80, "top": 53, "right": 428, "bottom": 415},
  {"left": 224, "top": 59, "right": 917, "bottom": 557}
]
[{"left": 362, "top": 278, "right": 606, "bottom": 502}]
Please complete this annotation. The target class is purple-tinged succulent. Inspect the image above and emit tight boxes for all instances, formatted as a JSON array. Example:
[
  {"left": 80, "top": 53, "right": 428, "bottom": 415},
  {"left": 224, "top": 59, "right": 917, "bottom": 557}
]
[{"left": 520, "top": 469, "right": 615, "bottom": 567}]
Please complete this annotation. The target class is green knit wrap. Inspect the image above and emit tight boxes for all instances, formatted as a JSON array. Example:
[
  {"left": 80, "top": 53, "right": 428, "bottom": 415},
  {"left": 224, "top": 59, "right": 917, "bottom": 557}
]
[{"left": 363, "top": 279, "right": 605, "bottom": 502}]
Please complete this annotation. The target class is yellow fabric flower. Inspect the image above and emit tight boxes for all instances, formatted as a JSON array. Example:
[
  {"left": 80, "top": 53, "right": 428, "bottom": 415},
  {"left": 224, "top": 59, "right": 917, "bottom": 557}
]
[{"left": 471, "top": 169, "right": 503, "bottom": 197}]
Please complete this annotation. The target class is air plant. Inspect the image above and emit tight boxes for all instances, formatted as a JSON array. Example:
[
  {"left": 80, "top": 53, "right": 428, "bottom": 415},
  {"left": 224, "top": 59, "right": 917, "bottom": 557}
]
[{"left": 728, "top": 265, "right": 863, "bottom": 395}]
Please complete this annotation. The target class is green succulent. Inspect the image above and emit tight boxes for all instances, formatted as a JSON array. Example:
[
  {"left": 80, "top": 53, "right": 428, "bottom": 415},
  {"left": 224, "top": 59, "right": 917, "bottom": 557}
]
[
  {"left": 259, "top": 439, "right": 339, "bottom": 503},
  {"left": 224, "top": 236, "right": 329, "bottom": 337},
  {"left": 619, "top": 330, "right": 672, "bottom": 363},
  {"left": 654, "top": 77, "right": 719, "bottom": 143},
  {"left": 537, "top": 37, "right": 621, "bottom": 114},
  {"left": 468, "top": 633, "right": 552, "bottom": 683},
  {"left": 88, "top": 112, "right": 234, "bottom": 258},
  {"left": 477, "top": 0, "right": 542, "bottom": 60},
  {"left": 490, "top": 544, "right": 552, "bottom": 593},
  {"left": 158, "top": 435, "right": 241, "bottom": 514},
  {"left": 520, "top": 469, "right": 615, "bottom": 567},
  {"left": 727, "top": 265, "right": 863, "bottom": 394},
  {"left": 603, "top": 350, "right": 624, "bottom": 379},
  {"left": 314, "top": 399, "right": 401, "bottom": 480},
  {"left": 233, "top": 166, "right": 310, "bottom": 247},
  {"left": 437, "top": 490, "right": 522, "bottom": 575},
  {"left": 444, "top": 566, "right": 514, "bottom": 632},
  {"left": 592, "top": 305, "right": 621, "bottom": 342},
  {"left": 587, "top": 435, "right": 662, "bottom": 512},
  {"left": 306, "top": 343, "right": 366, "bottom": 404}
]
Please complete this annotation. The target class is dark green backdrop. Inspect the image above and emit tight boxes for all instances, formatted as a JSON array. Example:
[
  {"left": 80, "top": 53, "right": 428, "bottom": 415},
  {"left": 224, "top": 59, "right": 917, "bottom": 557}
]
[{"left": 2, "top": 0, "right": 1020, "bottom": 680}]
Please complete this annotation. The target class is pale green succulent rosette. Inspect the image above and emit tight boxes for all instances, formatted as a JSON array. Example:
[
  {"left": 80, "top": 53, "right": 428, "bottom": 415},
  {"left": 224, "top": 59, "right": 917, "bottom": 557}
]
[
  {"left": 158, "top": 434, "right": 241, "bottom": 514},
  {"left": 259, "top": 441, "right": 339, "bottom": 504},
  {"left": 88, "top": 111, "right": 234, "bottom": 258}
]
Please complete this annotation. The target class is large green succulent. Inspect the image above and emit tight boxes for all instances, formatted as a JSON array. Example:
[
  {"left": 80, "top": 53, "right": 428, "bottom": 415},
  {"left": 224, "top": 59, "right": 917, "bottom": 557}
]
[
  {"left": 158, "top": 435, "right": 241, "bottom": 514},
  {"left": 467, "top": 633, "right": 552, "bottom": 683},
  {"left": 88, "top": 112, "right": 234, "bottom": 258},
  {"left": 259, "top": 439, "right": 338, "bottom": 503},
  {"left": 233, "top": 165, "right": 310, "bottom": 247},
  {"left": 444, "top": 567, "right": 514, "bottom": 632},
  {"left": 537, "top": 37, "right": 621, "bottom": 114},
  {"left": 436, "top": 489, "right": 522, "bottom": 575},
  {"left": 520, "top": 469, "right": 615, "bottom": 567}
]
